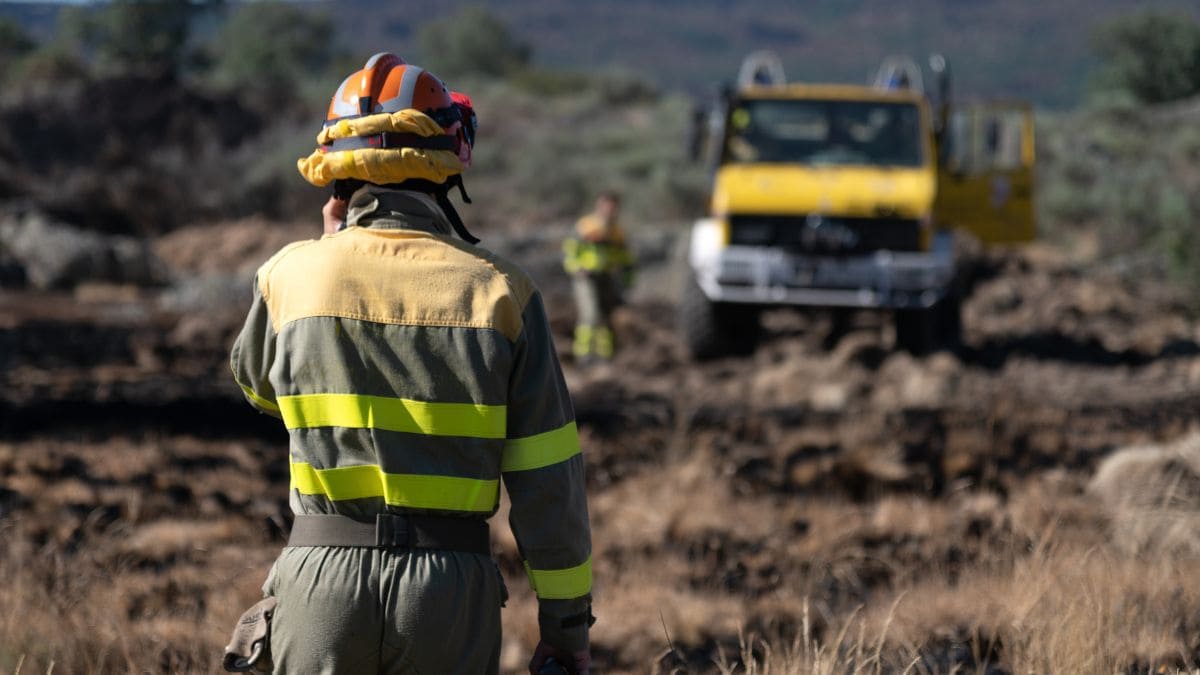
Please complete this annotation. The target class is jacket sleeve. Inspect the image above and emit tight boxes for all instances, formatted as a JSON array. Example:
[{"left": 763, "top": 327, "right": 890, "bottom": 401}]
[
  {"left": 230, "top": 277, "right": 281, "bottom": 418},
  {"left": 502, "top": 289, "right": 593, "bottom": 652}
]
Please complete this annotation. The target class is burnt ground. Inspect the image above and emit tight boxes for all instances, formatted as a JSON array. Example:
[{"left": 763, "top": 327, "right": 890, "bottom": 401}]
[{"left": 2, "top": 228, "right": 1200, "bottom": 673}]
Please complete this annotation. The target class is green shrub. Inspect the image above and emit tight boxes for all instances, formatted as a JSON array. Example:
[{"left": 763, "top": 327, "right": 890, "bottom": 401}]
[
  {"left": 57, "top": 0, "right": 222, "bottom": 79},
  {"left": 5, "top": 47, "right": 89, "bottom": 91},
  {"left": 0, "top": 18, "right": 35, "bottom": 76},
  {"left": 418, "top": 5, "right": 530, "bottom": 81},
  {"left": 208, "top": 3, "right": 339, "bottom": 103},
  {"left": 1038, "top": 100, "right": 1200, "bottom": 292},
  {"left": 1091, "top": 10, "right": 1200, "bottom": 104},
  {"left": 507, "top": 68, "right": 596, "bottom": 97}
]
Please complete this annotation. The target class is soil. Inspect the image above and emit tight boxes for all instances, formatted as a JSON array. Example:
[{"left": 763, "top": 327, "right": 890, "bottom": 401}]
[{"left": 2, "top": 225, "right": 1199, "bottom": 673}]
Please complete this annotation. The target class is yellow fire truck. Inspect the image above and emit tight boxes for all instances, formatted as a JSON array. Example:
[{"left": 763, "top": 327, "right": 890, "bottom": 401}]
[{"left": 681, "top": 53, "right": 1035, "bottom": 357}]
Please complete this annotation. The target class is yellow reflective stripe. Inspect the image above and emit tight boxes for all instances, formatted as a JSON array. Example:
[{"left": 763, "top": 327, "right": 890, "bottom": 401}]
[
  {"left": 502, "top": 422, "right": 580, "bottom": 472},
  {"left": 594, "top": 327, "right": 614, "bottom": 359},
  {"left": 277, "top": 393, "right": 506, "bottom": 439},
  {"left": 290, "top": 460, "right": 498, "bottom": 512},
  {"left": 525, "top": 557, "right": 592, "bottom": 600},
  {"left": 239, "top": 384, "right": 279, "bottom": 412},
  {"left": 578, "top": 248, "right": 602, "bottom": 270},
  {"left": 565, "top": 238, "right": 631, "bottom": 272}
]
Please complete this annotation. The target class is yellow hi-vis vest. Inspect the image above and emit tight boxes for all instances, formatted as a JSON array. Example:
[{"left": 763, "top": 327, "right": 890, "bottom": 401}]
[{"left": 563, "top": 214, "right": 634, "bottom": 274}]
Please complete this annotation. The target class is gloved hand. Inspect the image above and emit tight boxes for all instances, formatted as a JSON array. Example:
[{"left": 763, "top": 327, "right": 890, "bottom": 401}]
[{"left": 528, "top": 640, "right": 590, "bottom": 675}]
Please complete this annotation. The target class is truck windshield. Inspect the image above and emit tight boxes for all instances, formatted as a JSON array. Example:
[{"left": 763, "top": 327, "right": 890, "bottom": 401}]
[{"left": 724, "top": 98, "right": 924, "bottom": 168}]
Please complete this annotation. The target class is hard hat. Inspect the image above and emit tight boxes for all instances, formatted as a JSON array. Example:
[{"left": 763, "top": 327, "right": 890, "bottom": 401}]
[
  {"left": 297, "top": 52, "right": 476, "bottom": 188},
  {"left": 326, "top": 52, "right": 443, "bottom": 119},
  {"left": 296, "top": 53, "right": 482, "bottom": 242},
  {"left": 323, "top": 53, "right": 474, "bottom": 167}
]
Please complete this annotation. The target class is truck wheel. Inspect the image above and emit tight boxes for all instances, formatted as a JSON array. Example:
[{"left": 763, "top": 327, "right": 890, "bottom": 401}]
[
  {"left": 726, "top": 304, "right": 762, "bottom": 356},
  {"left": 679, "top": 275, "right": 760, "bottom": 360},
  {"left": 894, "top": 307, "right": 935, "bottom": 355},
  {"left": 935, "top": 291, "right": 963, "bottom": 350},
  {"left": 895, "top": 293, "right": 961, "bottom": 356}
]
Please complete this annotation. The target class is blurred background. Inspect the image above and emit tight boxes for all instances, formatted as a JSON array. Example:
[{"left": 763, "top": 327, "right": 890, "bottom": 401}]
[{"left": 2, "top": 1, "right": 1200, "bottom": 673}]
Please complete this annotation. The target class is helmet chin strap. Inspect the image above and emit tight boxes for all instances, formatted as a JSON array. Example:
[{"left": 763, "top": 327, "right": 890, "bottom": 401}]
[
  {"left": 363, "top": 177, "right": 479, "bottom": 244},
  {"left": 332, "top": 177, "right": 479, "bottom": 244},
  {"left": 436, "top": 175, "right": 479, "bottom": 245}
]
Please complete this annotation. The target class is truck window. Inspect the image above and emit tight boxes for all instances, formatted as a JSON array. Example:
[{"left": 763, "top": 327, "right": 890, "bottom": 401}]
[
  {"left": 988, "top": 111, "right": 1026, "bottom": 171},
  {"left": 724, "top": 98, "right": 924, "bottom": 168},
  {"left": 943, "top": 107, "right": 1029, "bottom": 175}
]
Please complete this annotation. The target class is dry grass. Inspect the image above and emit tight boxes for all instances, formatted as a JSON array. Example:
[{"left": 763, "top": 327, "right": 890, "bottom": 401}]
[
  {"left": 4, "top": 260, "right": 1200, "bottom": 673},
  {"left": 583, "top": 434, "right": 1200, "bottom": 673},
  {"left": 708, "top": 600, "right": 919, "bottom": 675},
  {"left": 5, "top": 434, "right": 1200, "bottom": 674},
  {"left": 855, "top": 538, "right": 1200, "bottom": 673},
  {"left": 740, "top": 436, "right": 1200, "bottom": 675},
  {"left": 0, "top": 534, "right": 270, "bottom": 674},
  {"left": 2, "top": 453, "right": 1199, "bottom": 674},
  {"left": 654, "top": 535, "right": 1200, "bottom": 675},
  {"left": 0, "top": 436, "right": 277, "bottom": 675}
]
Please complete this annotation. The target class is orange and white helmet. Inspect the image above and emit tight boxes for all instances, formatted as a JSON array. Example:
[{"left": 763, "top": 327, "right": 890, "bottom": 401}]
[
  {"left": 296, "top": 53, "right": 482, "bottom": 242},
  {"left": 323, "top": 53, "right": 475, "bottom": 166},
  {"left": 297, "top": 53, "right": 476, "bottom": 187}
]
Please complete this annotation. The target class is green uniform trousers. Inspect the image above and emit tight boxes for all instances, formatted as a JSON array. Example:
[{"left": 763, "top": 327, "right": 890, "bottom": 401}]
[
  {"left": 572, "top": 271, "right": 622, "bottom": 359},
  {"left": 263, "top": 545, "right": 505, "bottom": 674}
]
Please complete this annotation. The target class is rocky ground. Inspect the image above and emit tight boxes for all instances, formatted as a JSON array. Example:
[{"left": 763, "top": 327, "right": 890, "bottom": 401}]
[{"left": 2, "top": 220, "right": 1200, "bottom": 673}]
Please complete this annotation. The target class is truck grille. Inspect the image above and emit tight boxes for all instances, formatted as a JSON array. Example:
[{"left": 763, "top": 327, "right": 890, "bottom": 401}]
[{"left": 728, "top": 215, "right": 922, "bottom": 254}]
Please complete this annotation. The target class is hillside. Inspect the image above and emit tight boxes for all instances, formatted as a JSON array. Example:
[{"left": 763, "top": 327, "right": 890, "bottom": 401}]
[
  {"left": 329, "top": 0, "right": 1200, "bottom": 106},
  {"left": 4, "top": 0, "right": 1200, "bottom": 106}
]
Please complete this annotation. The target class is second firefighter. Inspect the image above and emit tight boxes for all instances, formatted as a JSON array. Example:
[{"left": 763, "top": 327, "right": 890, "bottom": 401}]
[{"left": 562, "top": 192, "right": 635, "bottom": 363}]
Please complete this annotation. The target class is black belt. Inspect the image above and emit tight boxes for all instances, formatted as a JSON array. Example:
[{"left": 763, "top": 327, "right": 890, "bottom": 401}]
[{"left": 287, "top": 514, "right": 490, "bottom": 556}]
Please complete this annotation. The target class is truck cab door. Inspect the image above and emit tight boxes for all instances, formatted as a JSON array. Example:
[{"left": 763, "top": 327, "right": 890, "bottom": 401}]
[{"left": 934, "top": 102, "right": 1035, "bottom": 244}]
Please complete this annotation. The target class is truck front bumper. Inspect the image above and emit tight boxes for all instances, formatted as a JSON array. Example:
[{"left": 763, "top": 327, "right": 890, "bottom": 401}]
[{"left": 691, "top": 233, "right": 956, "bottom": 309}]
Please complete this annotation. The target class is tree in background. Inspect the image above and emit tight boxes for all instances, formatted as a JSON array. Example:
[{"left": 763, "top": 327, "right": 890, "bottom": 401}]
[
  {"left": 418, "top": 5, "right": 531, "bottom": 81},
  {"left": 208, "top": 2, "right": 339, "bottom": 101},
  {"left": 58, "top": 0, "right": 222, "bottom": 79},
  {"left": 1092, "top": 9, "right": 1200, "bottom": 104},
  {"left": 0, "top": 18, "right": 35, "bottom": 72}
]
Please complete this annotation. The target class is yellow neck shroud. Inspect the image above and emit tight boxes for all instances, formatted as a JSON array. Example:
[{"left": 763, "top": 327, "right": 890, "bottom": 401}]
[{"left": 297, "top": 110, "right": 463, "bottom": 187}]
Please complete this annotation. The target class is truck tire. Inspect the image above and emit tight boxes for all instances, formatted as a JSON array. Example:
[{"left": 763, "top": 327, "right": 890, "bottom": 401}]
[
  {"left": 894, "top": 293, "right": 961, "bottom": 356},
  {"left": 679, "top": 274, "right": 760, "bottom": 360},
  {"left": 936, "top": 290, "right": 963, "bottom": 350}
]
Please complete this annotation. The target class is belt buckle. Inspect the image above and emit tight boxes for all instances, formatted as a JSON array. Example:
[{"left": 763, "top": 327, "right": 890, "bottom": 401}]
[{"left": 375, "top": 514, "right": 411, "bottom": 548}]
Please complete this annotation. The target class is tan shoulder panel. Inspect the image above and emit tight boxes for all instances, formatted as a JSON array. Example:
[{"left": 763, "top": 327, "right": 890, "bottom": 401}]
[
  {"left": 256, "top": 239, "right": 320, "bottom": 300},
  {"left": 437, "top": 233, "right": 537, "bottom": 310},
  {"left": 261, "top": 230, "right": 536, "bottom": 341}
]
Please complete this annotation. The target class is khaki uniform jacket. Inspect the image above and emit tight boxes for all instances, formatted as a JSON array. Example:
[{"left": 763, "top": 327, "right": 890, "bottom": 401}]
[{"left": 231, "top": 187, "right": 592, "bottom": 650}]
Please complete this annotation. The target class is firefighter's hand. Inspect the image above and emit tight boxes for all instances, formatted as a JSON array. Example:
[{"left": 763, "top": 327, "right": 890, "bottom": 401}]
[
  {"left": 528, "top": 640, "right": 590, "bottom": 675},
  {"left": 322, "top": 196, "right": 348, "bottom": 235}
]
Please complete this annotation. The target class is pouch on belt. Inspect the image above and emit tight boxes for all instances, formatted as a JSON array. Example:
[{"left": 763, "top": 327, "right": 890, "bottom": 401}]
[{"left": 223, "top": 596, "right": 277, "bottom": 673}]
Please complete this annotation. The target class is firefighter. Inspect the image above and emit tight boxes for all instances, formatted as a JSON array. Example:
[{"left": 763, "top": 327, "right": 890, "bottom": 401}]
[
  {"left": 562, "top": 192, "right": 635, "bottom": 363},
  {"left": 226, "top": 53, "right": 592, "bottom": 675}
]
